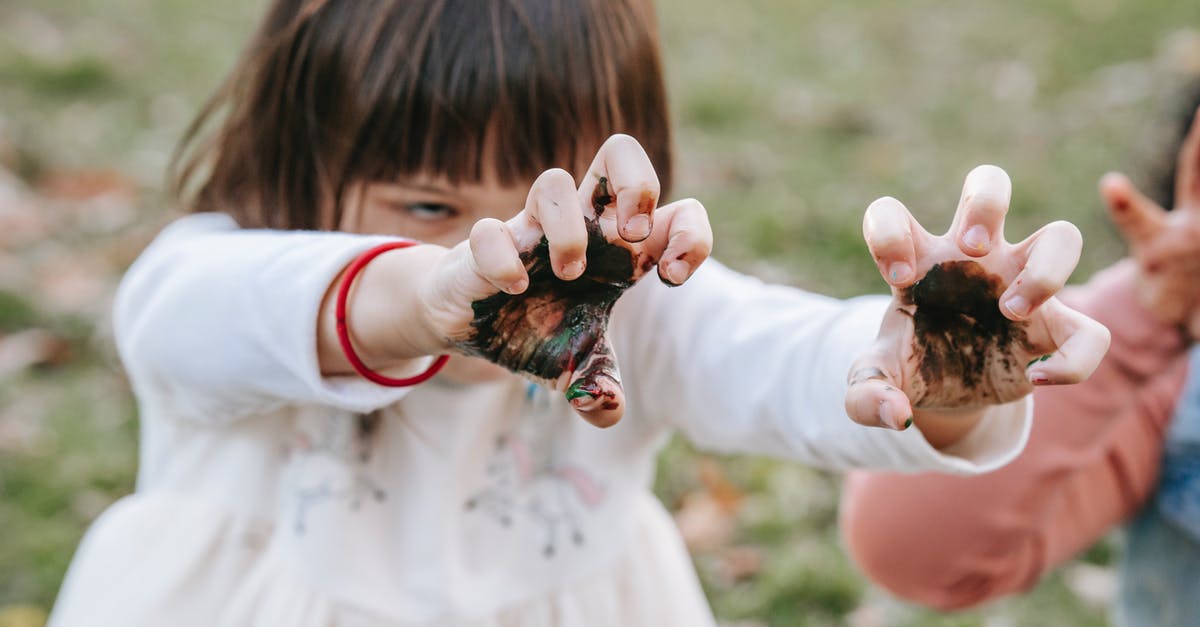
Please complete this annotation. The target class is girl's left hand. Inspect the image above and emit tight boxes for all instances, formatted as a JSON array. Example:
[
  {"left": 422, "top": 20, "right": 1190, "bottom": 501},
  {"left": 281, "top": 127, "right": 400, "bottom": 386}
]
[
  {"left": 446, "top": 134, "right": 713, "bottom": 428},
  {"left": 845, "top": 165, "right": 1111, "bottom": 434}
]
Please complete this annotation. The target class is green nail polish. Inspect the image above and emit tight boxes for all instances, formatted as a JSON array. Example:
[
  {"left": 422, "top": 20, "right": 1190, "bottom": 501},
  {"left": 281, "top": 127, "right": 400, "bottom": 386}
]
[
  {"left": 904, "top": 417, "right": 913, "bottom": 429},
  {"left": 565, "top": 387, "right": 594, "bottom": 401},
  {"left": 1039, "top": 353, "right": 1052, "bottom": 362},
  {"left": 565, "top": 380, "right": 597, "bottom": 401}
]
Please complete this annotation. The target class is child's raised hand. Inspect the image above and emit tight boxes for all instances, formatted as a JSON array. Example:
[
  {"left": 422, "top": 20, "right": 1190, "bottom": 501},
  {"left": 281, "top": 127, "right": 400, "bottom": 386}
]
[
  {"left": 422, "top": 134, "right": 712, "bottom": 427},
  {"left": 1099, "top": 107, "right": 1200, "bottom": 340},
  {"left": 844, "top": 165, "right": 1110, "bottom": 433}
]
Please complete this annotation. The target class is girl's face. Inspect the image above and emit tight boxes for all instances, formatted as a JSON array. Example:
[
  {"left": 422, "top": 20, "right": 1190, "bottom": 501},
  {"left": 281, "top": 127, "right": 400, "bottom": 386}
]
[{"left": 340, "top": 172, "right": 532, "bottom": 384}]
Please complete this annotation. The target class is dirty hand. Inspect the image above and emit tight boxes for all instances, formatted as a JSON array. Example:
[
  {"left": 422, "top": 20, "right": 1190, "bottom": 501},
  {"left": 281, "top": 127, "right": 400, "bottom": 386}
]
[
  {"left": 421, "top": 134, "right": 713, "bottom": 428},
  {"left": 1100, "top": 106, "right": 1200, "bottom": 341},
  {"left": 845, "top": 165, "right": 1110, "bottom": 432}
]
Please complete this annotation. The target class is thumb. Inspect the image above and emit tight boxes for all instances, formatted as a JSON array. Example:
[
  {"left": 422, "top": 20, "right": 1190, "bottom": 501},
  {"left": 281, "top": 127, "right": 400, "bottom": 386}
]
[
  {"left": 845, "top": 349, "right": 913, "bottom": 431},
  {"left": 563, "top": 334, "right": 624, "bottom": 428}
]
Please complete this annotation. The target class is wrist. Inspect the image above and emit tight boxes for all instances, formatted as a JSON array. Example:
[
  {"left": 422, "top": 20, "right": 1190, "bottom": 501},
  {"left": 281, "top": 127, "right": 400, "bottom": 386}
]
[
  {"left": 348, "top": 244, "right": 452, "bottom": 366},
  {"left": 911, "top": 406, "right": 986, "bottom": 450}
]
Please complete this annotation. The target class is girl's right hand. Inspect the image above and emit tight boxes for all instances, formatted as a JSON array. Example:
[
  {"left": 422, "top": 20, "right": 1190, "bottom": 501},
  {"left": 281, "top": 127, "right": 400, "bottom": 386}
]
[
  {"left": 845, "top": 165, "right": 1110, "bottom": 443},
  {"left": 1099, "top": 106, "right": 1200, "bottom": 341},
  {"left": 413, "top": 134, "right": 712, "bottom": 427}
]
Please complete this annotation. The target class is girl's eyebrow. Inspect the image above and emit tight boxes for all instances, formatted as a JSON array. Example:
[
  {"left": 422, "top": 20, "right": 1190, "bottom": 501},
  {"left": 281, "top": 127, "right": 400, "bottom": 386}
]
[{"left": 373, "top": 181, "right": 459, "bottom": 199}]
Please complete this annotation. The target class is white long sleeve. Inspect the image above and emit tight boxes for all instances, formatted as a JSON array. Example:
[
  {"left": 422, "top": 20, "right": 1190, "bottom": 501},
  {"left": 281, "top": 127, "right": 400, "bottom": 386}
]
[
  {"left": 53, "top": 215, "right": 1031, "bottom": 627},
  {"left": 612, "top": 259, "right": 1031, "bottom": 475},
  {"left": 114, "top": 213, "right": 432, "bottom": 422}
]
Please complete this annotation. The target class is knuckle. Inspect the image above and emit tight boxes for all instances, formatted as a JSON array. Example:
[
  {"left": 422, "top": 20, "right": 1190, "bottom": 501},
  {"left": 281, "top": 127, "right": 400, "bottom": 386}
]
[
  {"left": 1089, "top": 317, "right": 1113, "bottom": 345},
  {"left": 871, "top": 228, "right": 912, "bottom": 251},
  {"left": 1020, "top": 270, "right": 1060, "bottom": 296},
  {"left": 539, "top": 167, "right": 576, "bottom": 189},
  {"left": 867, "top": 196, "right": 902, "bottom": 214},
  {"left": 1048, "top": 220, "right": 1083, "bottom": 246},
  {"left": 965, "top": 191, "right": 1008, "bottom": 215},
  {"left": 669, "top": 229, "right": 707, "bottom": 256},
  {"left": 469, "top": 218, "right": 504, "bottom": 243},
  {"left": 605, "top": 133, "right": 638, "bottom": 149},
  {"left": 620, "top": 176, "right": 661, "bottom": 201},
  {"left": 551, "top": 239, "right": 587, "bottom": 260},
  {"left": 677, "top": 197, "right": 708, "bottom": 217}
]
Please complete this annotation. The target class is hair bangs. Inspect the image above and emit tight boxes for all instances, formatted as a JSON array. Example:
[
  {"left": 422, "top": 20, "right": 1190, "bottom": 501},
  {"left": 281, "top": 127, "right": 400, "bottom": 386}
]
[
  {"left": 173, "top": 0, "right": 671, "bottom": 229},
  {"left": 347, "top": 0, "right": 672, "bottom": 195}
]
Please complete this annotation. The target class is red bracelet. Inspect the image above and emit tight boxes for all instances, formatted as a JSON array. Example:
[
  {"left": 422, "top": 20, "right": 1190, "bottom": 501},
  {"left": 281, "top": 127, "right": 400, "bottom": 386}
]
[{"left": 335, "top": 241, "right": 450, "bottom": 386}]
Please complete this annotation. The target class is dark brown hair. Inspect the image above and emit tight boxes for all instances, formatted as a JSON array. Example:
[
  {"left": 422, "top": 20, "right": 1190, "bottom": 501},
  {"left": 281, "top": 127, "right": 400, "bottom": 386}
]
[{"left": 171, "top": 0, "right": 673, "bottom": 230}]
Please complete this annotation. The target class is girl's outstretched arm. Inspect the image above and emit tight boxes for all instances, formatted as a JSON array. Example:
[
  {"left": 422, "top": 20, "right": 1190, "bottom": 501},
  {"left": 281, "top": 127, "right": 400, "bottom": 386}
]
[
  {"left": 839, "top": 106, "right": 1200, "bottom": 609},
  {"left": 123, "top": 135, "right": 712, "bottom": 428},
  {"left": 613, "top": 165, "right": 1106, "bottom": 473},
  {"left": 114, "top": 216, "right": 440, "bottom": 420}
]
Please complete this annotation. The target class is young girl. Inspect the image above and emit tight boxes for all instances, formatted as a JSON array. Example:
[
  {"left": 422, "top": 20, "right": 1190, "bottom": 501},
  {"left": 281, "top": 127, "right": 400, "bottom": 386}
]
[
  {"left": 840, "top": 87, "right": 1200, "bottom": 624},
  {"left": 49, "top": 1, "right": 1108, "bottom": 625}
]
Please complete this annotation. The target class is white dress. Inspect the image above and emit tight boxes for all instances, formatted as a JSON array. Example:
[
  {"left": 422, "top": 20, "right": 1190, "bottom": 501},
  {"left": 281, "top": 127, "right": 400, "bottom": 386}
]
[{"left": 48, "top": 213, "right": 1030, "bottom": 626}]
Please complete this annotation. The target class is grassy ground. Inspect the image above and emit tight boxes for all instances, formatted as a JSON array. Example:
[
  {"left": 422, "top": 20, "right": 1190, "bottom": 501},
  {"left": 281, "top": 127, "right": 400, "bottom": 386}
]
[{"left": 2, "top": 0, "right": 1199, "bottom": 625}]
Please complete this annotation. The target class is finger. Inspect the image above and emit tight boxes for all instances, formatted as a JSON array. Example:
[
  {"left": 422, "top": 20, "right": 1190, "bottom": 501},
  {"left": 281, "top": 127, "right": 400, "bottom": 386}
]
[
  {"left": 1175, "top": 106, "right": 1200, "bottom": 210},
  {"left": 1099, "top": 172, "right": 1165, "bottom": 246},
  {"left": 999, "top": 221, "right": 1082, "bottom": 320},
  {"left": 1024, "top": 299, "right": 1111, "bottom": 386},
  {"left": 949, "top": 164, "right": 1012, "bottom": 257},
  {"left": 864, "top": 196, "right": 922, "bottom": 287},
  {"left": 641, "top": 198, "right": 713, "bottom": 286},
  {"left": 468, "top": 218, "right": 528, "bottom": 294},
  {"left": 521, "top": 168, "right": 589, "bottom": 280},
  {"left": 563, "top": 337, "right": 624, "bottom": 428},
  {"left": 844, "top": 358, "right": 914, "bottom": 431},
  {"left": 579, "top": 134, "right": 660, "bottom": 242}
]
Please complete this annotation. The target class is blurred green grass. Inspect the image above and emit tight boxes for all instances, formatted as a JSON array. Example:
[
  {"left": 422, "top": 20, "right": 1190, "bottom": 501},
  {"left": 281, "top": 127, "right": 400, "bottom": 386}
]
[{"left": 3, "top": 0, "right": 1199, "bottom": 625}]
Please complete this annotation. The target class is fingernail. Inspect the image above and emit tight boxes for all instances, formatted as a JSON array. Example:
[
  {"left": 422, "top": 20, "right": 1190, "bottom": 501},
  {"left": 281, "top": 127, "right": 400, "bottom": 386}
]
[
  {"left": 888, "top": 262, "right": 913, "bottom": 284},
  {"left": 963, "top": 225, "right": 991, "bottom": 252},
  {"left": 565, "top": 380, "right": 597, "bottom": 401},
  {"left": 1029, "top": 370, "right": 1051, "bottom": 385},
  {"left": 508, "top": 278, "right": 529, "bottom": 294},
  {"left": 903, "top": 416, "right": 913, "bottom": 430},
  {"left": 1004, "top": 295, "right": 1031, "bottom": 318},
  {"left": 562, "top": 260, "right": 585, "bottom": 280},
  {"left": 878, "top": 399, "right": 899, "bottom": 430},
  {"left": 624, "top": 214, "right": 651, "bottom": 240},
  {"left": 667, "top": 260, "right": 690, "bottom": 284}
]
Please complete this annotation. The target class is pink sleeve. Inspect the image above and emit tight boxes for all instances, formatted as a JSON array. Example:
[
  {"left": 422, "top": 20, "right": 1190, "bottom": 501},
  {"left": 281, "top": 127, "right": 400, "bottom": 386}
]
[{"left": 838, "top": 261, "right": 1190, "bottom": 610}]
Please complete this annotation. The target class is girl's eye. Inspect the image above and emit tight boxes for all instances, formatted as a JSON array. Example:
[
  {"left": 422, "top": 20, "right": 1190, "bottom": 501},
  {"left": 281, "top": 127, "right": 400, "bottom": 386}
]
[{"left": 405, "top": 202, "right": 459, "bottom": 221}]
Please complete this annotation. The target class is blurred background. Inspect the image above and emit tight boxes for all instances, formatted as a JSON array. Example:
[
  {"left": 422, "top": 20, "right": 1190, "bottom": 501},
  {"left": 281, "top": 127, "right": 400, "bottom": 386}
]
[{"left": 1, "top": 0, "right": 1199, "bottom": 625}]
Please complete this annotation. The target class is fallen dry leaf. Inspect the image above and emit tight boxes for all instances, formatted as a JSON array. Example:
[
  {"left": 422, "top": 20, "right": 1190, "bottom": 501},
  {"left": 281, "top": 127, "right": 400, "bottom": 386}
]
[
  {"left": 675, "top": 491, "right": 737, "bottom": 552},
  {"left": 715, "top": 545, "right": 766, "bottom": 582},
  {"left": 0, "top": 328, "right": 73, "bottom": 377}
]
